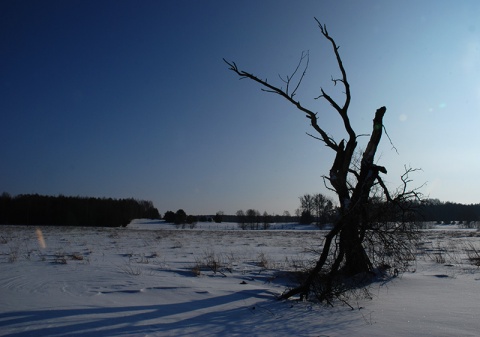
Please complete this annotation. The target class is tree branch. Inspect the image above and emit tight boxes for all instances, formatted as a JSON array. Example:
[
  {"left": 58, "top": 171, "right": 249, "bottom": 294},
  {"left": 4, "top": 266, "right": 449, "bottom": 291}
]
[
  {"left": 223, "top": 58, "right": 339, "bottom": 151},
  {"left": 287, "top": 51, "right": 309, "bottom": 98},
  {"left": 376, "top": 175, "right": 393, "bottom": 202},
  {"left": 383, "top": 125, "right": 399, "bottom": 155},
  {"left": 314, "top": 17, "right": 354, "bottom": 141}
]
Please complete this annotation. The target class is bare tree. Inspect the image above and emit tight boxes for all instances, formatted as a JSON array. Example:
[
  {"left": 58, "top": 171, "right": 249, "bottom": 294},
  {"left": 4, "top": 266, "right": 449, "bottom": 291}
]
[
  {"left": 313, "top": 193, "right": 334, "bottom": 228},
  {"left": 262, "top": 211, "right": 271, "bottom": 229},
  {"left": 299, "top": 194, "right": 315, "bottom": 215},
  {"left": 236, "top": 209, "right": 247, "bottom": 230},
  {"left": 299, "top": 194, "right": 315, "bottom": 224},
  {"left": 225, "top": 18, "right": 421, "bottom": 303},
  {"left": 246, "top": 208, "right": 260, "bottom": 230}
]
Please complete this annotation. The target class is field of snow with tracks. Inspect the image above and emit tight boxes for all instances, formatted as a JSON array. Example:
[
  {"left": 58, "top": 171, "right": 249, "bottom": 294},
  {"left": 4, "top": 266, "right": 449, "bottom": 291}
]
[{"left": 1, "top": 220, "right": 479, "bottom": 336}]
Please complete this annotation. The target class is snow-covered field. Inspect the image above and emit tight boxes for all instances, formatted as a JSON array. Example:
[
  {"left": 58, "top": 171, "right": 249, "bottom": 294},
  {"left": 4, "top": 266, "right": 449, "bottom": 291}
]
[{"left": 1, "top": 220, "right": 479, "bottom": 336}]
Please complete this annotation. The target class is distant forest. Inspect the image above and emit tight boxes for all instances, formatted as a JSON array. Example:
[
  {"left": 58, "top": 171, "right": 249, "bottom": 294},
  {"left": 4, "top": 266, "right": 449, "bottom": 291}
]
[
  {"left": 419, "top": 199, "right": 480, "bottom": 224},
  {"left": 197, "top": 199, "right": 480, "bottom": 226},
  {"left": 0, "top": 193, "right": 160, "bottom": 227},
  {"left": 1, "top": 192, "right": 479, "bottom": 228}
]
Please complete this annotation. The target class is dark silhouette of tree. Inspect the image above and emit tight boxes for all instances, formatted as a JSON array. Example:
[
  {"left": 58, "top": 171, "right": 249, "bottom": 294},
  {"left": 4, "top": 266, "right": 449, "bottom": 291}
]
[
  {"left": 299, "top": 210, "right": 314, "bottom": 225},
  {"left": 186, "top": 215, "right": 198, "bottom": 228},
  {"left": 163, "top": 211, "right": 175, "bottom": 223},
  {"left": 313, "top": 193, "right": 334, "bottom": 228},
  {"left": 245, "top": 209, "right": 260, "bottom": 230},
  {"left": 214, "top": 211, "right": 224, "bottom": 223},
  {"left": 262, "top": 211, "right": 272, "bottom": 229},
  {"left": 299, "top": 193, "right": 334, "bottom": 226},
  {"left": 299, "top": 194, "right": 315, "bottom": 219},
  {"left": 174, "top": 209, "right": 187, "bottom": 225},
  {"left": 138, "top": 200, "right": 161, "bottom": 219},
  {"left": 225, "top": 18, "right": 421, "bottom": 303},
  {"left": 236, "top": 210, "right": 247, "bottom": 230}
]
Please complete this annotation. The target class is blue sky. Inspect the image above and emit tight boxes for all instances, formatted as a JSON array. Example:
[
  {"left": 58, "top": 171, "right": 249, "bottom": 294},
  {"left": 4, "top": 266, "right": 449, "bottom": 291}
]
[{"left": 1, "top": 0, "right": 480, "bottom": 215}]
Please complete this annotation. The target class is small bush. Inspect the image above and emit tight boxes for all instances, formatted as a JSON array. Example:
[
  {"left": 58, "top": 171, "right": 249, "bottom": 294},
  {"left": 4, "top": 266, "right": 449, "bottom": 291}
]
[
  {"left": 257, "top": 252, "right": 269, "bottom": 269},
  {"left": 465, "top": 243, "right": 480, "bottom": 267},
  {"left": 118, "top": 261, "right": 142, "bottom": 276},
  {"left": 54, "top": 256, "right": 68, "bottom": 264},
  {"left": 193, "top": 249, "right": 234, "bottom": 277},
  {"left": 8, "top": 247, "right": 18, "bottom": 263},
  {"left": 71, "top": 253, "right": 84, "bottom": 261}
]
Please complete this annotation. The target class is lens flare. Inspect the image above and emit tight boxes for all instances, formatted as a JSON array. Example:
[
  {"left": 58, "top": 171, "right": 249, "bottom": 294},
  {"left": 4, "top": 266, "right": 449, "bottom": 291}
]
[{"left": 36, "top": 228, "right": 46, "bottom": 249}]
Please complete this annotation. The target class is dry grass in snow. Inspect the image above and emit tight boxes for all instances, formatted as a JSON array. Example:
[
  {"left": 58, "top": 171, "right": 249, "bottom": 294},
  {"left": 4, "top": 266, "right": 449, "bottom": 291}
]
[{"left": 0, "top": 220, "right": 479, "bottom": 336}]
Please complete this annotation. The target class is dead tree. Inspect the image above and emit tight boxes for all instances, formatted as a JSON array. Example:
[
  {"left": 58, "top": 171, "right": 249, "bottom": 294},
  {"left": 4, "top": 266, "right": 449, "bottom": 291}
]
[{"left": 225, "top": 19, "right": 421, "bottom": 303}]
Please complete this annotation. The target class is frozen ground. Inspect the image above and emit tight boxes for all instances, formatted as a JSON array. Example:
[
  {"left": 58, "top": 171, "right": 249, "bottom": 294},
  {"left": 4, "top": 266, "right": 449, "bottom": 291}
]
[{"left": 1, "top": 220, "right": 479, "bottom": 336}]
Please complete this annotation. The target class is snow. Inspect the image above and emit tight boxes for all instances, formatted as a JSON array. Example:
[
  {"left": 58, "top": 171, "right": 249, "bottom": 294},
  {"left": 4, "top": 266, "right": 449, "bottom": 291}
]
[{"left": 1, "top": 220, "right": 479, "bottom": 336}]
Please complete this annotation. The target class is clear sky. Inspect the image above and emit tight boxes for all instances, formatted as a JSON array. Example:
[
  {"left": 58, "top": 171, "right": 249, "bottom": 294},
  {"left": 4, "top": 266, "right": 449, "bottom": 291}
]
[{"left": 1, "top": 0, "right": 480, "bottom": 215}]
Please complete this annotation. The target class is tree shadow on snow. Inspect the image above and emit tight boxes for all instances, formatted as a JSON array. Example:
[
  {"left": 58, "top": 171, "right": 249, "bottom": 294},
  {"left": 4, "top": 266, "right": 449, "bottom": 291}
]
[
  {"left": 0, "top": 289, "right": 262, "bottom": 337},
  {"left": 0, "top": 288, "right": 356, "bottom": 336}
]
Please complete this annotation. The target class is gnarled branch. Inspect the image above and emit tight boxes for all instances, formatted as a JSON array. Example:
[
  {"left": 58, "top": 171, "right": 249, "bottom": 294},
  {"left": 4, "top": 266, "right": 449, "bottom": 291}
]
[
  {"left": 314, "top": 17, "right": 354, "bottom": 141},
  {"left": 223, "top": 58, "right": 339, "bottom": 151}
]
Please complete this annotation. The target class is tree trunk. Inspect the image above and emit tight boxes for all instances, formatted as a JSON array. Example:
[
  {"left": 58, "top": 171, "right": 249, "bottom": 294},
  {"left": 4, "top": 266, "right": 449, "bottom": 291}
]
[
  {"left": 338, "top": 107, "right": 386, "bottom": 277},
  {"left": 339, "top": 216, "right": 373, "bottom": 276}
]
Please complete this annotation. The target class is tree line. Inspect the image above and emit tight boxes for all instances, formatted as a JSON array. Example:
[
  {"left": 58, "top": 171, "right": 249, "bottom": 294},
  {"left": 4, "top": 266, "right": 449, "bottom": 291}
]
[
  {"left": 161, "top": 194, "right": 336, "bottom": 230},
  {"left": 161, "top": 210, "right": 227, "bottom": 228},
  {"left": 0, "top": 193, "right": 161, "bottom": 227},
  {"left": 163, "top": 209, "right": 199, "bottom": 228},
  {"left": 233, "top": 194, "right": 336, "bottom": 229},
  {"left": 419, "top": 199, "right": 480, "bottom": 224},
  {"left": 162, "top": 196, "right": 480, "bottom": 230}
]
